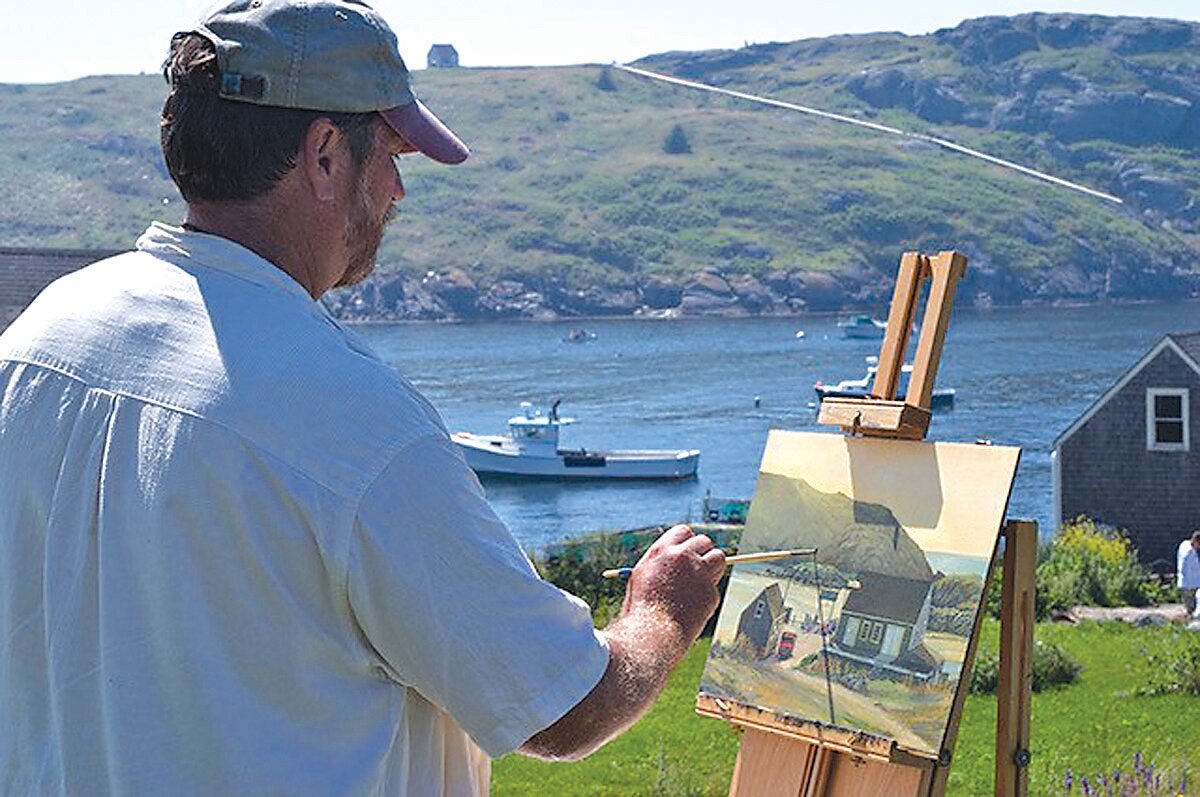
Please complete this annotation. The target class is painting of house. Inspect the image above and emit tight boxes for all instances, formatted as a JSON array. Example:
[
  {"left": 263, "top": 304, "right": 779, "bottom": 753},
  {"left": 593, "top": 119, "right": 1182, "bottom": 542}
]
[
  {"left": 427, "top": 44, "right": 459, "bottom": 68},
  {"left": 735, "top": 583, "right": 790, "bottom": 659},
  {"left": 830, "top": 571, "right": 942, "bottom": 680},
  {"left": 699, "top": 430, "right": 1018, "bottom": 757},
  {"left": 1054, "top": 332, "right": 1200, "bottom": 573}
]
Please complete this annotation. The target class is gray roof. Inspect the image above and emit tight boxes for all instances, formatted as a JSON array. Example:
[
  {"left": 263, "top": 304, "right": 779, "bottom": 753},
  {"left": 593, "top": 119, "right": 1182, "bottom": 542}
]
[
  {"left": 841, "top": 571, "right": 931, "bottom": 625},
  {"left": 1169, "top": 331, "right": 1200, "bottom": 364},
  {"left": 754, "top": 582, "right": 785, "bottom": 617},
  {"left": 1056, "top": 332, "right": 1200, "bottom": 448}
]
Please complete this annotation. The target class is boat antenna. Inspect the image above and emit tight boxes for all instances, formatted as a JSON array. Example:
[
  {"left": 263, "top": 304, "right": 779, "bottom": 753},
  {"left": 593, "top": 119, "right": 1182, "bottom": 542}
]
[
  {"left": 612, "top": 63, "right": 1123, "bottom": 205},
  {"left": 550, "top": 399, "right": 561, "bottom": 422}
]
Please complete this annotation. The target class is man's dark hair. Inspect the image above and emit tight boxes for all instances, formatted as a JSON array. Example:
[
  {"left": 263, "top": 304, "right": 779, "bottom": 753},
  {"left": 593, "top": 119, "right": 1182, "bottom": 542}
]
[{"left": 161, "top": 33, "right": 378, "bottom": 202}]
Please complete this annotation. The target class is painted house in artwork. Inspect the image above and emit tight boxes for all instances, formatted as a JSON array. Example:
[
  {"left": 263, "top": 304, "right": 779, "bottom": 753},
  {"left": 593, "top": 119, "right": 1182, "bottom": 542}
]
[
  {"left": 735, "top": 583, "right": 790, "bottom": 659},
  {"left": 426, "top": 44, "right": 459, "bottom": 68},
  {"left": 1054, "top": 332, "right": 1200, "bottom": 573},
  {"left": 830, "top": 571, "right": 941, "bottom": 680}
]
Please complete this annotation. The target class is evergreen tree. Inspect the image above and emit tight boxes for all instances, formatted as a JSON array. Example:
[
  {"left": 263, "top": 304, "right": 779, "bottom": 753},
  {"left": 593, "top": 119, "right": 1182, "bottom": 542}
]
[
  {"left": 596, "top": 67, "right": 617, "bottom": 92},
  {"left": 662, "top": 124, "right": 692, "bottom": 154}
]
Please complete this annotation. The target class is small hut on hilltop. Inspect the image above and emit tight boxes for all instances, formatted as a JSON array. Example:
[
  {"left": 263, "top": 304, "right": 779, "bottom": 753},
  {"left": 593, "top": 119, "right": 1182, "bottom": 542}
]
[{"left": 427, "top": 44, "right": 459, "bottom": 68}]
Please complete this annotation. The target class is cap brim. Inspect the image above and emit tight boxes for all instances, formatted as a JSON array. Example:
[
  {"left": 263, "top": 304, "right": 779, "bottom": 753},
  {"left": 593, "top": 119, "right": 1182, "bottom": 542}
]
[{"left": 380, "top": 100, "right": 469, "bottom": 165}]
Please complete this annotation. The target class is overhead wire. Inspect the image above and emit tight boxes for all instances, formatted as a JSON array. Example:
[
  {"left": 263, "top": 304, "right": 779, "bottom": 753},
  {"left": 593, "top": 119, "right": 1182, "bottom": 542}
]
[{"left": 613, "top": 63, "right": 1124, "bottom": 205}]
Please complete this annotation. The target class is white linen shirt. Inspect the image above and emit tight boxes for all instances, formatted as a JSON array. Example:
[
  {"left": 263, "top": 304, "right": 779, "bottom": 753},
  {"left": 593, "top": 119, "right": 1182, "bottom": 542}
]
[
  {"left": 1179, "top": 539, "right": 1200, "bottom": 589},
  {"left": 0, "top": 222, "right": 609, "bottom": 796}
]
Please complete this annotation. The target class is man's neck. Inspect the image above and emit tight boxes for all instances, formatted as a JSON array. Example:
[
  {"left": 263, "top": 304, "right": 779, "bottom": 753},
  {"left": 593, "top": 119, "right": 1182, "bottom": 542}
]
[{"left": 183, "top": 195, "right": 333, "bottom": 299}]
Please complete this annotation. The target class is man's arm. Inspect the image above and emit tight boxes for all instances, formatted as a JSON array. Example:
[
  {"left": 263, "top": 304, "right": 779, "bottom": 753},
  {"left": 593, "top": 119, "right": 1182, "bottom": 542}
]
[{"left": 518, "top": 525, "right": 725, "bottom": 761}]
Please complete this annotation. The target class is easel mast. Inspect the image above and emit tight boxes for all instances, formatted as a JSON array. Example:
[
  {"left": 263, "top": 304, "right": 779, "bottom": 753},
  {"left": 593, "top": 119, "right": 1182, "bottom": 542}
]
[{"left": 699, "top": 251, "right": 1036, "bottom": 797}]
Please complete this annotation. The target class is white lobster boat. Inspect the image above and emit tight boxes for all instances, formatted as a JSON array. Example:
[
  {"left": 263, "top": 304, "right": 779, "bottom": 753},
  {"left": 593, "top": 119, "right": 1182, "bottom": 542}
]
[{"left": 452, "top": 402, "right": 700, "bottom": 480}]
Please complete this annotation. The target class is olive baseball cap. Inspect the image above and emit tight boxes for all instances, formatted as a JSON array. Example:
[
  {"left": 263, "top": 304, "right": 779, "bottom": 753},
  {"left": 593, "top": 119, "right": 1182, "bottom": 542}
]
[{"left": 186, "top": 0, "right": 469, "bottom": 164}]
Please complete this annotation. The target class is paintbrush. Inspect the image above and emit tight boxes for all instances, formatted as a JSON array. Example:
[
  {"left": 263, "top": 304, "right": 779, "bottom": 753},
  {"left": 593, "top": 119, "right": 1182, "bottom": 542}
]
[{"left": 601, "top": 548, "right": 816, "bottom": 579}]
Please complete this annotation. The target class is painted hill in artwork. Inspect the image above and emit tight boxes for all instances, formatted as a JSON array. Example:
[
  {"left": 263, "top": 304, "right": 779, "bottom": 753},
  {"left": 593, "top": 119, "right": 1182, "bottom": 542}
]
[{"left": 746, "top": 473, "right": 933, "bottom": 581}]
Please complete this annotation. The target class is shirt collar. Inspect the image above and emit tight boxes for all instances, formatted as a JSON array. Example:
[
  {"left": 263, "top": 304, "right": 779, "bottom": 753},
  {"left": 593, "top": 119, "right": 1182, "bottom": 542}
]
[{"left": 135, "top": 221, "right": 316, "bottom": 304}]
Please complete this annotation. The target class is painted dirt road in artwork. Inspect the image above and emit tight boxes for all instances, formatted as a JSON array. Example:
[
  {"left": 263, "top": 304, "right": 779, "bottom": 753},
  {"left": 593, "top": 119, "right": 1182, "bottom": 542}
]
[{"left": 699, "top": 430, "right": 1018, "bottom": 757}]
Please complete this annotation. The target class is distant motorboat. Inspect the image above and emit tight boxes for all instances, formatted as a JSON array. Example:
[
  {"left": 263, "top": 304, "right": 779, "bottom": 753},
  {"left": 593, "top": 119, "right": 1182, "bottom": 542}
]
[
  {"left": 563, "top": 328, "right": 597, "bottom": 343},
  {"left": 814, "top": 358, "right": 956, "bottom": 410},
  {"left": 452, "top": 401, "right": 700, "bottom": 479},
  {"left": 836, "top": 314, "right": 886, "bottom": 339}
]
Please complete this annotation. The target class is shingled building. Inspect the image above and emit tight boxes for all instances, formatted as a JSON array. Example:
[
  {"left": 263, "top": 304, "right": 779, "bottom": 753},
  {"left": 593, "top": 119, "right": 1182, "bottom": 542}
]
[
  {"left": 1054, "top": 332, "right": 1200, "bottom": 572},
  {"left": 0, "top": 248, "right": 118, "bottom": 332}
]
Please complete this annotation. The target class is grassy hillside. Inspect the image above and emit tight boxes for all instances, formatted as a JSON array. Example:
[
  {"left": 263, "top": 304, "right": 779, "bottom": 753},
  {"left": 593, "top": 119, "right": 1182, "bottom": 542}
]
[{"left": 2, "top": 14, "right": 1198, "bottom": 317}]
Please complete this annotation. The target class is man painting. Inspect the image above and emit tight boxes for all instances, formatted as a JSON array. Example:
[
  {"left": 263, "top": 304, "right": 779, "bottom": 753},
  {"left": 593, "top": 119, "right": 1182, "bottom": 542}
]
[{"left": 0, "top": 1, "right": 725, "bottom": 793}]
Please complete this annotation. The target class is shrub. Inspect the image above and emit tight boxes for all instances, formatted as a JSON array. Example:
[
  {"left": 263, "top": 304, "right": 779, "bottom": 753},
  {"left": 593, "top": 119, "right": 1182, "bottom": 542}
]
[
  {"left": 1036, "top": 517, "right": 1161, "bottom": 613},
  {"left": 662, "top": 124, "right": 692, "bottom": 155},
  {"left": 969, "top": 639, "right": 1082, "bottom": 694},
  {"left": 531, "top": 525, "right": 742, "bottom": 628},
  {"left": 533, "top": 540, "right": 629, "bottom": 627},
  {"left": 596, "top": 66, "right": 617, "bottom": 92}
]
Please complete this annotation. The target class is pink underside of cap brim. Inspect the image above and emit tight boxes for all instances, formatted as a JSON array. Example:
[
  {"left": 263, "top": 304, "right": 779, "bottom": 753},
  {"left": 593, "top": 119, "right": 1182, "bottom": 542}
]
[{"left": 380, "top": 101, "right": 469, "bottom": 165}]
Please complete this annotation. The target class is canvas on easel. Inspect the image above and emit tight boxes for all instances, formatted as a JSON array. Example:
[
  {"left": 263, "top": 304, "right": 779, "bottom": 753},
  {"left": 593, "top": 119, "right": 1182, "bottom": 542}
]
[
  {"left": 698, "top": 430, "right": 1019, "bottom": 759},
  {"left": 694, "top": 251, "right": 1034, "bottom": 797}
]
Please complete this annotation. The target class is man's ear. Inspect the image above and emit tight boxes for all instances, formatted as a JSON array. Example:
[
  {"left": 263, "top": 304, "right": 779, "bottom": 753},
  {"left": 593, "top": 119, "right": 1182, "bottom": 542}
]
[{"left": 298, "top": 117, "right": 347, "bottom": 203}]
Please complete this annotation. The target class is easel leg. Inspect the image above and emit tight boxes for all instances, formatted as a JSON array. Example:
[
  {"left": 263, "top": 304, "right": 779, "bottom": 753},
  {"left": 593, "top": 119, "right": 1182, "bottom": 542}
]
[
  {"left": 729, "top": 728, "right": 814, "bottom": 796},
  {"left": 995, "top": 520, "right": 1036, "bottom": 797}
]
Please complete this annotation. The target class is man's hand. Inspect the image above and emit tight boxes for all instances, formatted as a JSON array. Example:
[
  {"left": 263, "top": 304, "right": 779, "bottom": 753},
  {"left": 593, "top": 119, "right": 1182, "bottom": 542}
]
[
  {"left": 622, "top": 524, "right": 726, "bottom": 646},
  {"left": 518, "top": 525, "right": 726, "bottom": 761}
]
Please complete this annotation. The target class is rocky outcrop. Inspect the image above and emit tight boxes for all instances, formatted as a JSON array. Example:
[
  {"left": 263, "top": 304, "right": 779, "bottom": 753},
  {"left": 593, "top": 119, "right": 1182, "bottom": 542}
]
[
  {"left": 845, "top": 68, "right": 969, "bottom": 125},
  {"left": 679, "top": 269, "right": 744, "bottom": 316},
  {"left": 835, "top": 15, "right": 1200, "bottom": 153}
]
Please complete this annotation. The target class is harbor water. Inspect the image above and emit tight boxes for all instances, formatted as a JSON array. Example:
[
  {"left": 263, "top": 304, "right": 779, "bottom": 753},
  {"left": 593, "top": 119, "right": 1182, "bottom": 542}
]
[{"left": 357, "top": 301, "right": 1200, "bottom": 552}]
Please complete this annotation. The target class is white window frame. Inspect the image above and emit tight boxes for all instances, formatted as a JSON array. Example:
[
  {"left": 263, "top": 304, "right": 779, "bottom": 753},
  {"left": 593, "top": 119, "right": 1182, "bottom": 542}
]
[{"left": 1147, "top": 388, "right": 1189, "bottom": 452}]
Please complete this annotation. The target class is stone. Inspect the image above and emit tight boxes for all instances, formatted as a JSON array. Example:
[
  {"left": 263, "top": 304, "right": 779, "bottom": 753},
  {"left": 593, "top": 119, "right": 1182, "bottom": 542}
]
[
  {"left": 679, "top": 269, "right": 744, "bottom": 316},
  {"left": 422, "top": 267, "right": 478, "bottom": 316},
  {"left": 639, "top": 277, "right": 683, "bottom": 310}
]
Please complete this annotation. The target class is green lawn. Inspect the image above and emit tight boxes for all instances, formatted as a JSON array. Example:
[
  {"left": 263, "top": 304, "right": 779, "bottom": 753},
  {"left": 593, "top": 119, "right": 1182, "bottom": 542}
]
[{"left": 492, "top": 620, "right": 1197, "bottom": 795}]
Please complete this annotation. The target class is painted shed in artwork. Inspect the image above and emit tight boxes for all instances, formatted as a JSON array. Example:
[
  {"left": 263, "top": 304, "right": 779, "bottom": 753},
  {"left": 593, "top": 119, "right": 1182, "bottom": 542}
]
[
  {"left": 735, "top": 583, "right": 789, "bottom": 660},
  {"left": 830, "top": 571, "right": 941, "bottom": 679},
  {"left": 1053, "top": 332, "right": 1200, "bottom": 572}
]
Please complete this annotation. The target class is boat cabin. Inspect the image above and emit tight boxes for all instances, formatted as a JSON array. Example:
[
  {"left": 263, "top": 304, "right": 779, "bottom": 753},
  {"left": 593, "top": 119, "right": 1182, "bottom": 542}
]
[{"left": 506, "top": 401, "right": 574, "bottom": 451}]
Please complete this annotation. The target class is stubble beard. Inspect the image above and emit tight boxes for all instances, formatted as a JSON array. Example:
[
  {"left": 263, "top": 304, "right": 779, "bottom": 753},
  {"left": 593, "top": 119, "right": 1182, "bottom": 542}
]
[{"left": 336, "top": 178, "right": 396, "bottom": 289}]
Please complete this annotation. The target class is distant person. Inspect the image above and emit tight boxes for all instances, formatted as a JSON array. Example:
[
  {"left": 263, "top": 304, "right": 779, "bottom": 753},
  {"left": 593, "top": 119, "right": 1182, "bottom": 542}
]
[
  {"left": 0, "top": 1, "right": 725, "bottom": 794},
  {"left": 1179, "top": 529, "right": 1200, "bottom": 620}
]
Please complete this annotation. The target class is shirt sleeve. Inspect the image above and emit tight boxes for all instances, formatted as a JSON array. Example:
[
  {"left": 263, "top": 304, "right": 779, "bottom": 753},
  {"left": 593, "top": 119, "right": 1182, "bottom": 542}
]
[
  {"left": 1181, "top": 541, "right": 1189, "bottom": 588},
  {"left": 346, "top": 432, "right": 610, "bottom": 758}
]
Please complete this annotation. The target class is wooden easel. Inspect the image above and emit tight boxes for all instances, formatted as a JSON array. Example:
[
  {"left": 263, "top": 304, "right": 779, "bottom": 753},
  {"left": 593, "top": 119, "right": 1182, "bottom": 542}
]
[{"left": 696, "top": 251, "right": 1037, "bottom": 797}]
